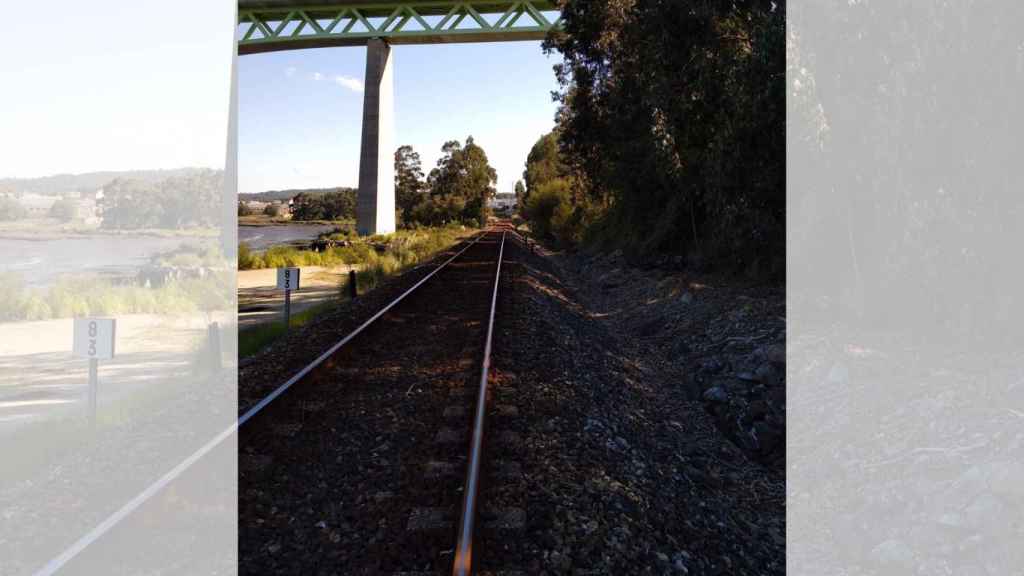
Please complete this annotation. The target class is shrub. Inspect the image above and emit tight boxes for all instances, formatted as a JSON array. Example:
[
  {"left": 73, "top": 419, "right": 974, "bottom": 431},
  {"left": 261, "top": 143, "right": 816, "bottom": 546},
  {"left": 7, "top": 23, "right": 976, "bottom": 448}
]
[
  {"left": 355, "top": 255, "right": 401, "bottom": 294},
  {"left": 0, "top": 197, "right": 27, "bottom": 221},
  {"left": 23, "top": 295, "right": 52, "bottom": 320},
  {"left": 263, "top": 203, "right": 282, "bottom": 217},
  {"left": 49, "top": 198, "right": 80, "bottom": 222},
  {"left": 525, "top": 178, "right": 576, "bottom": 244},
  {"left": 0, "top": 273, "right": 26, "bottom": 321},
  {"left": 238, "top": 242, "right": 261, "bottom": 270}
]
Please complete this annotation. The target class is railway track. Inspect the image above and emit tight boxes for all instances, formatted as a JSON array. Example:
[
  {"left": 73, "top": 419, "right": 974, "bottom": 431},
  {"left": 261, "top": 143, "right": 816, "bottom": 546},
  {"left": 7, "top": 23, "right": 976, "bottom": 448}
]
[
  {"left": 239, "top": 226, "right": 519, "bottom": 574},
  {"left": 36, "top": 224, "right": 522, "bottom": 575}
]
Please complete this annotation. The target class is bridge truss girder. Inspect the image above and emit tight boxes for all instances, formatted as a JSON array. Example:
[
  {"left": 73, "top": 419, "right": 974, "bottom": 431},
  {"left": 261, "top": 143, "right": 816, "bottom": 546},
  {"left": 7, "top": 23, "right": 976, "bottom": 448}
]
[{"left": 238, "top": 1, "right": 562, "bottom": 54}]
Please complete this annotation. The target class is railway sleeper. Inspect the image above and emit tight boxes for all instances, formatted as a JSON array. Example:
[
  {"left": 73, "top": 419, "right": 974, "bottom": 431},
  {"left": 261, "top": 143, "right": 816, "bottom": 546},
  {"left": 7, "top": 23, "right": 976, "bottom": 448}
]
[
  {"left": 405, "top": 507, "right": 453, "bottom": 531},
  {"left": 480, "top": 507, "right": 526, "bottom": 531}
]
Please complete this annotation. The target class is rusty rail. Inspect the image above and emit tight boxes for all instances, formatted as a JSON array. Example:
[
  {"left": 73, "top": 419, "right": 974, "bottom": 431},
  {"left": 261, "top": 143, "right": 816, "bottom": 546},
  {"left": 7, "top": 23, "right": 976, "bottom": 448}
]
[
  {"left": 452, "top": 230, "right": 507, "bottom": 576},
  {"left": 33, "top": 231, "right": 489, "bottom": 576}
]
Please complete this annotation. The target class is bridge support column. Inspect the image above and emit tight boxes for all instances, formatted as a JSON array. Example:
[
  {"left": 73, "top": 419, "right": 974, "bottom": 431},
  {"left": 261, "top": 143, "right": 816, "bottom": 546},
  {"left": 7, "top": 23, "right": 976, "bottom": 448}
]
[{"left": 356, "top": 38, "right": 395, "bottom": 236}]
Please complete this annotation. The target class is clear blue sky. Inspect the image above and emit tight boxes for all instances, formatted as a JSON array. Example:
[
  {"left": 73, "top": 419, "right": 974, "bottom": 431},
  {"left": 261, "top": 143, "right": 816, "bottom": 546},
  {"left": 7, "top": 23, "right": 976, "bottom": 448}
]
[
  {"left": 1, "top": 1, "right": 232, "bottom": 178},
  {"left": 238, "top": 41, "right": 562, "bottom": 194}
]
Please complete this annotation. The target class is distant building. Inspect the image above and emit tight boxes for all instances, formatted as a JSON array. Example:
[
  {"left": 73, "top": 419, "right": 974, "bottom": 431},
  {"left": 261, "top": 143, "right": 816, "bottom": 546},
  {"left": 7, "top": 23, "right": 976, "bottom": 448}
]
[
  {"left": 488, "top": 193, "right": 517, "bottom": 212},
  {"left": 20, "top": 193, "right": 58, "bottom": 217},
  {"left": 243, "top": 200, "right": 269, "bottom": 213},
  {"left": 15, "top": 191, "right": 100, "bottom": 223}
]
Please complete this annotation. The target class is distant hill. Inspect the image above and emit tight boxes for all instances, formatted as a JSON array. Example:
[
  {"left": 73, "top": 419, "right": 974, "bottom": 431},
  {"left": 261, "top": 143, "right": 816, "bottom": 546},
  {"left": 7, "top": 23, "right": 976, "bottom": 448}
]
[
  {"left": 240, "top": 187, "right": 357, "bottom": 203},
  {"left": 0, "top": 168, "right": 212, "bottom": 195}
]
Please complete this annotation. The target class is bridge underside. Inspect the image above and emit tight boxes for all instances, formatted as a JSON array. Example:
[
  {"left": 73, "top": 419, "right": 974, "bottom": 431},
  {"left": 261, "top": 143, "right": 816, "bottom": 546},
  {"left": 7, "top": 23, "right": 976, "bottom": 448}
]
[
  {"left": 238, "top": 1, "right": 561, "bottom": 54},
  {"left": 238, "top": 1, "right": 561, "bottom": 235}
]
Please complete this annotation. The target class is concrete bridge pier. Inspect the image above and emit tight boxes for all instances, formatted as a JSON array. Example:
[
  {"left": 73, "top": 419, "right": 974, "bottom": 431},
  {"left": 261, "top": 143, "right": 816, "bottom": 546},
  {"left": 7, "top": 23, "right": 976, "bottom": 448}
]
[{"left": 356, "top": 38, "right": 396, "bottom": 236}]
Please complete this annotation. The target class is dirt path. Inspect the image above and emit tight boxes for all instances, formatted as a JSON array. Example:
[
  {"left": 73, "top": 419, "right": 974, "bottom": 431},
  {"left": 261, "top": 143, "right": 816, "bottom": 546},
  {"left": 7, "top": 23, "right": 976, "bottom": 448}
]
[
  {"left": 237, "top": 265, "right": 356, "bottom": 329},
  {"left": 0, "top": 313, "right": 230, "bottom": 434}
]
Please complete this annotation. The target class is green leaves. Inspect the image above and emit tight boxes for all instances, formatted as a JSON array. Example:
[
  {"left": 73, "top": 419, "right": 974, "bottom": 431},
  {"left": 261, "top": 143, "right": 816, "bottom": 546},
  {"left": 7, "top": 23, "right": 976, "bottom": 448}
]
[
  {"left": 545, "top": 0, "right": 784, "bottom": 272},
  {"left": 395, "top": 145, "right": 426, "bottom": 222},
  {"left": 410, "top": 136, "right": 497, "bottom": 226},
  {"left": 99, "top": 170, "right": 224, "bottom": 230},
  {"left": 291, "top": 189, "right": 356, "bottom": 221}
]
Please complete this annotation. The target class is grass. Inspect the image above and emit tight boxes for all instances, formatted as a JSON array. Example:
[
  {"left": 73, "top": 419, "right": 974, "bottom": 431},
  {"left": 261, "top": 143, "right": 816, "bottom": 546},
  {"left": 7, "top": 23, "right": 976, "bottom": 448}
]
[
  {"left": 352, "top": 226, "right": 467, "bottom": 293},
  {"left": 238, "top": 224, "right": 468, "bottom": 271},
  {"left": 238, "top": 225, "right": 469, "bottom": 357},
  {"left": 238, "top": 300, "right": 338, "bottom": 359},
  {"left": 0, "top": 272, "right": 233, "bottom": 322},
  {"left": 0, "top": 243, "right": 233, "bottom": 322},
  {"left": 238, "top": 215, "right": 355, "bottom": 228}
]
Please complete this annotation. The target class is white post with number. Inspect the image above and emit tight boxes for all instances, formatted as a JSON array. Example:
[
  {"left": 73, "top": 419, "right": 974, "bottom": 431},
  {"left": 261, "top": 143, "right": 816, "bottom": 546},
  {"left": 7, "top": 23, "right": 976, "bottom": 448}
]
[
  {"left": 73, "top": 317, "right": 116, "bottom": 426},
  {"left": 276, "top": 267, "right": 301, "bottom": 331}
]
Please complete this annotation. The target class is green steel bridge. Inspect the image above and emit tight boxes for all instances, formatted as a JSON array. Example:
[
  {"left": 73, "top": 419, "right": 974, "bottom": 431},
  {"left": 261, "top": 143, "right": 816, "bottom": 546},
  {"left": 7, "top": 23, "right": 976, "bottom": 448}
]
[
  {"left": 239, "top": 1, "right": 562, "bottom": 53},
  {"left": 237, "top": 1, "right": 561, "bottom": 236}
]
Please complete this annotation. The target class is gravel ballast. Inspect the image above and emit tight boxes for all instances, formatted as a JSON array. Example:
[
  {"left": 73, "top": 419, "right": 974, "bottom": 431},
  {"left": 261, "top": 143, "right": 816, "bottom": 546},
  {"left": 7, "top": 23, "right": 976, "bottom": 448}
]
[
  {"left": 486, "top": 237, "right": 785, "bottom": 574},
  {"left": 238, "top": 229, "right": 785, "bottom": 573}
]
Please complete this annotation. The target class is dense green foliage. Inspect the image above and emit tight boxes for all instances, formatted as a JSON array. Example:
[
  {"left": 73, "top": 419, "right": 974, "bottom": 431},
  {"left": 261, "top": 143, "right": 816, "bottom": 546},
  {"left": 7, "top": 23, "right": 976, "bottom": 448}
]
[
  {"left": 237, "top": 225, "right": 465, "bottom": 271},
  {"left": 239, "top": 241, "right": 370, "bottom": 270},
  {"left": 101, "top": 169, "right": 223, "bottom": 230},
  {"left": 789, "top": 2, "right": 1023, "bottom": 336},
  {"left": 396, "top": 138, "right": 497, "bottom": 227},
  {"left": 263, "top": 203, "right": 288, "bottom": 217},
  {"left": 524, "top": 177, "right": 576, "bottom": 244},
  {"left": 352, "top": 226, "right": 465, "bottom": 293},
  {"left": 406, "top": 194, "right": 470, "bottom": 228},
  {"left": 425, "top": 137, "right": 497, "bottom": 225},
  {"left": 395, "top": 145, "right": 426, "bottom": 222},
  {"left": 522, "top": 132, "right": 569, "bottom": 200},
  {"left": 291, "top": 188, "right": 356, "bottom": 221},
  {"left": 532, "top": 1, "right": 784, "bottom": 276}
]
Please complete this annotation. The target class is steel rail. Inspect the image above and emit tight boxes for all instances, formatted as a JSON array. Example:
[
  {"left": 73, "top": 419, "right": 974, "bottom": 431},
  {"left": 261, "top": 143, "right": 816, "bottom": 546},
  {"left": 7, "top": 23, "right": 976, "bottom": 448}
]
[
  {"left": 238, "top": 229, "right": 486, "bottom": 426},
  {"left": 452, "top": 230, "right": 506, "bottom": 576},
  {"left": 33, "top": 231, "right": 488, "bottom": 576}
]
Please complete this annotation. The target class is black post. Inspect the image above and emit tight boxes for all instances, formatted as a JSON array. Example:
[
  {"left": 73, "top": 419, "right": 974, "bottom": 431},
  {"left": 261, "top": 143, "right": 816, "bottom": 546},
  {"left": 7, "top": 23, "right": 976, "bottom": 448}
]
[
  {"left": 284, "top": 289, "right": 291, "bottom": 332},
  {"left": 349, "top": 269, "right": 358, "bottom": 299},
  {"left": 208, "top": 322, "right": 222, "bottom": 371},
  {"left": 88, "top": 358, "right": 98, "bottom": 427}
]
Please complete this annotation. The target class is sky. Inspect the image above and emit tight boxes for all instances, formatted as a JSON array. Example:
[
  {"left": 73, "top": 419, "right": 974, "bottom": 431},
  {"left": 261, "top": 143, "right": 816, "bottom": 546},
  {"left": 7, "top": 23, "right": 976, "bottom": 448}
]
[
  {"left": 0, "top": 1, "right": 234, "bottom": 179},
  {"left": 238, "top": 41, "right": 562, "bottom": 194}
]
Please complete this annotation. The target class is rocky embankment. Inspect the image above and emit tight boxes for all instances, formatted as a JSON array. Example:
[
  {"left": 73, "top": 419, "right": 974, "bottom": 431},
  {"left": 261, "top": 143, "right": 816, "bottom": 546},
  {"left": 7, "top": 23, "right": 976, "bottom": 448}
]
[
  {"left": 498, "top": 237, "right": 785, "bottom": 573},
  {"left": 553, "top": 247, "right": 786, "bottom": 468}
]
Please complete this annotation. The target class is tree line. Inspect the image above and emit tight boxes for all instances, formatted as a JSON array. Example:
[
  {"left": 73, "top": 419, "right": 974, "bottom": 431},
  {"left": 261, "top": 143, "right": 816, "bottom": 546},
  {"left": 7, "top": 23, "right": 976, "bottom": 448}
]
[
  {"left": 787, "top": 1, "right": 1023, "bottom": 340},
  {"left": 291, "top": 188, "right": 357, "bottom": 221},
  {"left": 242, "top": 136, "right": 499, "bottom": 228},
  {"left": 91, "top": 169, "right": 224, "bottom": 229},
  {"left": 519, "top": 1, "right": 784, "bottom": 279},
  {"left": 396, "top": 136, "right": 496, "bottom": 228}
]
